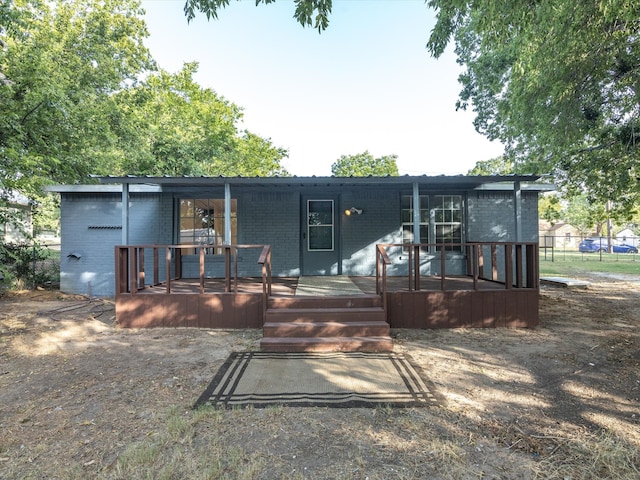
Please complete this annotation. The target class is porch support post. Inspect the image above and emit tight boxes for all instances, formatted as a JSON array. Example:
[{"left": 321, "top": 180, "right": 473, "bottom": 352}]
[
  {"left": 121, "top": 182, "right": 129, "bottom": 245},
  {"left": 412, "top": 182, "right": 420, "bottom": 243},
  {"left": 514, "top": 180, "right": 522, "bottom": 242},
  {"left": 224, "top": 182, "right": 231, "bottom": 245}
]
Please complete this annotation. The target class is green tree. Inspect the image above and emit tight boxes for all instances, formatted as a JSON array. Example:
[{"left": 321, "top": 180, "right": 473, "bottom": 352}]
[
  {"left": 185, "top": 1, "right": 640, "bottom": 209},
  {"left": 0, "top": 0, "right": 154, "bottom": 199},
  {"left": 426, "top": 1, "right": 640, "bottom": 210},
  {"left": 538, "top": 194, "right": 563, "bottom": 226},
  {"left": 111, "top": 63, "right": 289, "bottom": 177},
  {"left": 184, "top": 0, "right": 333, "bottom": 33},
  {"left": 467, "top": 156, "right": 513, "bottom": 175},
  {"left": 564, "top": 195, "right": 607, "bottom": 237},
  {"left": 331, "top": 151, "right": 399, "bottom": 177}
]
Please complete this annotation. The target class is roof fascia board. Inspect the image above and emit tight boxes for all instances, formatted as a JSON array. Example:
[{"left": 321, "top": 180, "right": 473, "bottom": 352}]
[{"left": 45, "top": 185, "right": 162, "bottom": 193}]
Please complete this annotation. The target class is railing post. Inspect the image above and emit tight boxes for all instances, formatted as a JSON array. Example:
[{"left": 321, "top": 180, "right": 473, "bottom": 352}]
[
  {"left": 138, "top": 247, "right": 145, "bottom": 289},
  {"left": 166, "top": 246, "right": 172, "bottom": 294},
  {"left": 115, "top": 246, "right": 128, "bottom": 294},
  {"left": 505, "top": 243, "right": 513, "bottom": 289},
  {"left": 440, "top": 245, "right": 446, "bottom": 291},
  {"left": 129, "top": 246, "right": 137, "bottom": 294},
  {"left": 491, "top": 244, "right": 498, "bottom": 281},
  {"left": 233, "top": 246, "right": 239, "bottom": 294},
  {"left": 257, "top": 245, "right": 272, "bottom": 325},
  {"left": 526, "top": 244, "right": 537, "bottom": 288},
  {"left": 199, "top": 246, "right": 205, "bottom": 294},
  {"left": 267, "top": 249, "right": 272, "bottom": 296},
  {"left": 472, "top": 244, "right": 479, "bottom": 290},
  {"left": 153, "top": 247, "right": 159, "bottom": 286},
  {"left": 414, "top": 244, "right": 421, "bottom": 291},
  {"left": 224, "top": 246, "right": 231, "bottom": 293},
  {"left": 515, "top": 244, "right": 523, "bottom": 288},
  {"left": 175, "top": 248, "right": 182, "bottom": 280}
]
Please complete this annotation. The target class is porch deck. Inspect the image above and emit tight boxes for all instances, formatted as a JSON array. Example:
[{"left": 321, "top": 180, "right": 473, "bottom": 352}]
[{"left": 114, "top": 242, "right": 540, "bottom": 332}]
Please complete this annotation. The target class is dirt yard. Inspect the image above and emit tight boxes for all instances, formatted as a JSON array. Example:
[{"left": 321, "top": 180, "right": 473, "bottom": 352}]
[{"left": 1, "top": 275, "right": 638, "bottom": 479}]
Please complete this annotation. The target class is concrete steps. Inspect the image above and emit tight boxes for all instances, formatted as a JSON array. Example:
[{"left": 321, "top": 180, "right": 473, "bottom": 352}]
[{"left": 260, "top": 295, "right": 393, "bottom": 353}]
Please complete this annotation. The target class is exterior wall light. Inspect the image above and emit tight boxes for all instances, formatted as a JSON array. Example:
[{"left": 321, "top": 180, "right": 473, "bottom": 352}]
[{"left": 344, "top": 207, "right": 363, "bottom": 216}]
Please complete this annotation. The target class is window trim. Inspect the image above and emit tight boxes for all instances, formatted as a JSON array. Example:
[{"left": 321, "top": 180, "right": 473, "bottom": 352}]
[
  {"left": 401, "top": 193, "right": 464, "bottom": 253},
  {"left": 178, "top": 197, "right": 237, "bottom": 254},
  {"left": 307, "top": 199, "right": 335, "bottom": 252}
]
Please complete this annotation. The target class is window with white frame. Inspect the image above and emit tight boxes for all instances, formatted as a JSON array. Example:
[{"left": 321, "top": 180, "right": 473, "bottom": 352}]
[
  {"left": 433, "top": 195, "right": 462, "bottom": 251},
  {"left": 401, "top": 195, "right": 429, "bottom": 251},
  {"left": 401, "top": 194, "right": 463, "bottom": 252},
  {"left": 179, "top": 198, "right": 237, "bottom": 254}
]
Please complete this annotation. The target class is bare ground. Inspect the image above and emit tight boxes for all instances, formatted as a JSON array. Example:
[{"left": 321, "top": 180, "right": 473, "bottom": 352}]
[{"left": 0, "top": 275, "right": 638, "bottom": 479}]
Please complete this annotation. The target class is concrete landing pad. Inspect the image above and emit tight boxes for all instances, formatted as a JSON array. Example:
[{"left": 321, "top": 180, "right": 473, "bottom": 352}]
[{"left": 540, "top": 277, "right": 590, "bottom": 288}]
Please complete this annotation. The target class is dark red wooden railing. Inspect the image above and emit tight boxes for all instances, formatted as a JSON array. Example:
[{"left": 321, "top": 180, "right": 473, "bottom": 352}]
[{"left": 375, "top": 242, "right": 539, "bottom": 293}]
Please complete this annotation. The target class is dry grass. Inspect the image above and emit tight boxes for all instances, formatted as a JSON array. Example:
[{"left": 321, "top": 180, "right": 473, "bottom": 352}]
[{"left": 1, "top": 279, "right": 639, "bottom": 479}]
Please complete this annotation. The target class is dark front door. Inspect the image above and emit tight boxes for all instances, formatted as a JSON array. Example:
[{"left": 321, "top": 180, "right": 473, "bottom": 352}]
[{"left": 302, "top": 197, "right": 340, "bottom": 275}]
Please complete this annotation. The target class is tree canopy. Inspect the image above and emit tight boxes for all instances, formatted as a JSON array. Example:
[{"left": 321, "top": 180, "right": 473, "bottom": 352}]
[
  {"left": 184, "top": 0, "right": 640, "bottom": 209},
  {"left": 331, "top": 151, "right": 399, "bottom": 177},
  {"left": 110, "top": 63, "right": 288, "bottom": 177},
  {"left": 466, "top": 156, "right": 513, "bottom": 176},
  {"left": 0, "top": 0, "right": 289, "bottom": 205},
  {"left": 426, "top": 0, "right": 640, "bottom": 209},
  {"left": 0, "top": 0, "right": 153, "bottom": 199},
  {"left": 184, "top": 0, "right": 333, "bottom": 32}
]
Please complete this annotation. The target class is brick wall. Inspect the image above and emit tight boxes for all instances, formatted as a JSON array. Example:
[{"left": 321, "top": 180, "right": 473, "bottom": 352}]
[
  {"left": 59, "top": 193, "right": 170, "bottom": 297},
  {"left": 59, "top": 186, "right": 540, "bottom": 296}
]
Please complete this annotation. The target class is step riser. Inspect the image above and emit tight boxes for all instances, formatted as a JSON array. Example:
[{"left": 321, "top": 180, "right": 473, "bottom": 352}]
[
  {"left": 266, "top": 311, "right": 386, "bottom": 324},
  {"left": 263, "top": 324, "right": 390, "bottom": 338},
  {"left": 269, "top": 296, "right": 382, "bottom": 309},
  {"left": 262, "top": 296, "right": 392, "bottom": 353},
  {"left": 260, "top": 338, "right": 394, "bottom": 353}
]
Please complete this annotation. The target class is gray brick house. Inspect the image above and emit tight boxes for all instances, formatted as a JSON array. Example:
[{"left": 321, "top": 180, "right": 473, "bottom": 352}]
[{"left": 48, "top": 175, "right": 551, "bottom": 339}]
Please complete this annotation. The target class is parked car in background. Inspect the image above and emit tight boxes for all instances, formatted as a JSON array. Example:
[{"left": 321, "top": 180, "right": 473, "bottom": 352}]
[{"left": 578, "top": 238, "right": 639, "bottom": 254}]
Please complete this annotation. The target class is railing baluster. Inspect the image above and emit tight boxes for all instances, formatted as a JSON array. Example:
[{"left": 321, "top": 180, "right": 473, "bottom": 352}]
[
  {"left": 199, "top": 246, "right": 205, "bottom": 294},
  {"left": 138, "top": 247, "right": 145, "bottom": 289},
  {"left": 515, "top": 244, "right": 523, "bottom": 288},
  {"left": 166, "top": 246, "right": 171, "bottom": 294},
  {"left": 440, "top": 245, "right": 446, "bottom": 291},
  {"left": 153, "top": 247, "right": 159, "bottom": 286},
  {"left": 505, "top": 243, "right": 513, "bottom": 289}
]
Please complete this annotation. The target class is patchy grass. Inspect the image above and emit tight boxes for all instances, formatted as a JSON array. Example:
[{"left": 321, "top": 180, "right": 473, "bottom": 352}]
[
  {"left": 540, "top": 251, "right": 639, "bottom": 276},
  {"left": 1, "top": 283, "right": 639, "bottom": 479}
]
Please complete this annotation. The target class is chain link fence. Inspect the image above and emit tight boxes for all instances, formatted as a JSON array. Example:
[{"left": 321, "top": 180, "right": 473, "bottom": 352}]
[{"left": 540, "top": 235, "right": 639, "bottom": 262}]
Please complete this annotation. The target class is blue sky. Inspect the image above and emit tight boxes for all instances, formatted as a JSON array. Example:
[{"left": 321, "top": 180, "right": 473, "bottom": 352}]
[{"left": 140, "top": 0, "right": 504, "bottom": 176}]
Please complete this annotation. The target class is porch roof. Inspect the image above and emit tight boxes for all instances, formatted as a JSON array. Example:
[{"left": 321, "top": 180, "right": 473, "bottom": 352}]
[{"left": 101, "top": 174, "right": 551, "bottom": 190}]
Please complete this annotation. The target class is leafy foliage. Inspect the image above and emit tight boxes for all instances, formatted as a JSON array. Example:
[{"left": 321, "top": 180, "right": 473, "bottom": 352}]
[
  {"left": 0, "top": 242, "right": 59, "bottom": 290},
  {"left": 564, "top": 195, "right": 608, "bottom": 236},
  {"left": 331, "top": 151, "right": 399, "bottom": 177},
  {"left": 111, "top": 63, "right": 289, "bottom": 177},
  {"left": 426, "top": 0, "right": 640, "bottom": 209},
  {"left": 184, "top": 0, "right": 333, "bottom": 33},
  {"left": 538, "top": 194, "right": 563, "bottom": 226},
  {"left": 466, "top": 156, "right": 513, "bottom": 175},
  {"left": 0, "top": 0, "right": 154, "bottom": 198},
  {"left": 1, "top": 0, "right": 289, "bottom": 217}
]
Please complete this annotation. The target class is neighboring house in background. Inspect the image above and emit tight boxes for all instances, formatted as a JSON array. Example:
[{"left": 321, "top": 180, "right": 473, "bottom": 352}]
[
  {"left": 538, "top": 220, "right": 583, "bottom": 249},
  {"left": 0, "top": 191, "right": 33, "bottom": 244},
  {"left": 616, "top": 228, "right": 639, "bottom": 247},
  {"left": 47, "top": 174, "right": 553, "bottom": 339}
]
